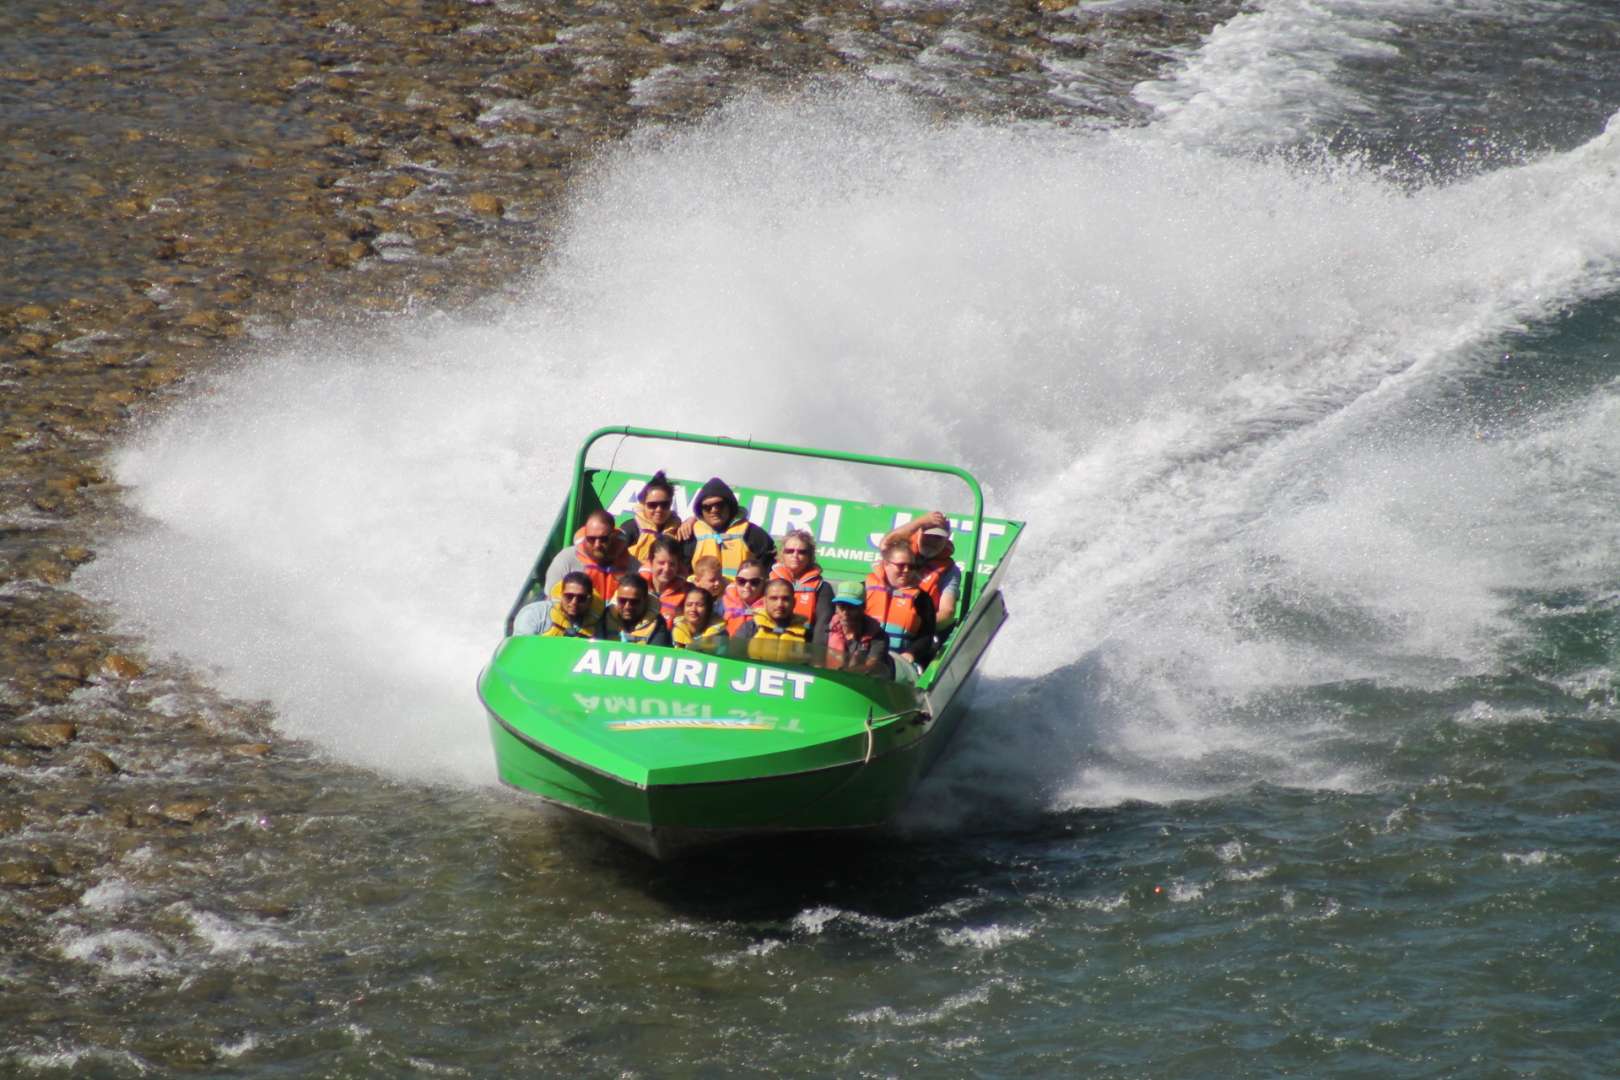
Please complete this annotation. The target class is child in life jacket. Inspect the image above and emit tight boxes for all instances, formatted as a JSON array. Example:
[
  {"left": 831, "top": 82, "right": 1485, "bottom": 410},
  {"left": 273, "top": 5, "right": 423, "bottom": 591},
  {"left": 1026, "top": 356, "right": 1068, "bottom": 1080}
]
[{"left": 686, "top": 555, "right": 726, "bottom": 616}]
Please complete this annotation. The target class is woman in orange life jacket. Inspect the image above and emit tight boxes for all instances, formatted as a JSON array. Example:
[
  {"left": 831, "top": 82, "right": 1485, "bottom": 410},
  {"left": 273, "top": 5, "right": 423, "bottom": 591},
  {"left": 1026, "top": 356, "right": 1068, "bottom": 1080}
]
[
  {"left": 677, "top": 476, "right": 775, "bottom": 577},
  {"left": 720, "top": 557, "right": 771, "bottom": 634},
  {"left": 881, "top": 510, "right": 961, "bottom": 631},
  {"left": 732, "top": 578, "right": 812, "bottom": 664},
  {"left": 638, "top": 535, "right": 689, "bottom": 625},
  {"left": 544, "top": 508, "right": 640, "bottom": 601},
  {"left": 538, "top": 571, "right": 608, "bottom": 639},
  {"left": 605, "top": 573, "right": 673, "bottom": 647},
  {"left": 864, "top": 540, "right": 938, "bottom": 668},
  {"left": 616, "top": 470, "right": 684, "bottom": 562},
  {"left": 824, "top": 580, "right": 892, "bottom": 677},
  {"left": 770, "top": 529, "right": 834, "bottom": 646},
  {"left": 672, "top": 585, "right": 728, "bottom": 653}
]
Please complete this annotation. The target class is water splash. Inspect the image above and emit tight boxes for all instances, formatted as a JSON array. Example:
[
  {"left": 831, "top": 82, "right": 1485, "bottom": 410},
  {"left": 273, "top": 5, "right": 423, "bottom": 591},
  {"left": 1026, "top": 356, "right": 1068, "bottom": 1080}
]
[{"left": 85, "top": 84, "right": 1620, "bottom": 805}]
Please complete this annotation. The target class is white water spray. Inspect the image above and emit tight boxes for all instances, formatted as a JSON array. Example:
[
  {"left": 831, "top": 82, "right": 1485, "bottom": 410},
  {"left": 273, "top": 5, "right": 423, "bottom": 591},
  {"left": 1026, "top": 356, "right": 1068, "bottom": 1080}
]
[{"left": 85, "top": 80, "right": 1620, "bottom": 804}]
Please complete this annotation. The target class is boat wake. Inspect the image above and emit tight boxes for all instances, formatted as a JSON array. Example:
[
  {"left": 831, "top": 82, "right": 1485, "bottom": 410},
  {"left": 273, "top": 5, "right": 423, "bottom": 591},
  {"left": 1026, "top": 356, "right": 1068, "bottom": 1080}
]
[{"left": 84, "top": 80, "right": 1620, "bottom": 814}]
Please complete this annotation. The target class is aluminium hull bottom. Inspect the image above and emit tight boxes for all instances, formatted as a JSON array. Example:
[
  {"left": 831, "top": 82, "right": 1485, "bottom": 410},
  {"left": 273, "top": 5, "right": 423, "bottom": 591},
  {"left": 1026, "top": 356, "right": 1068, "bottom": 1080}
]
[{"left": 488, "top": 713, "right": 934, "bottom": 859}]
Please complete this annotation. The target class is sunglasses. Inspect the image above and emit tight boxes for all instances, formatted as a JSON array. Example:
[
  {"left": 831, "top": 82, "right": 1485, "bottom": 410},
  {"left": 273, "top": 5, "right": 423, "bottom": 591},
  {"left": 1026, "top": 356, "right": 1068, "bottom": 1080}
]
[
  {"left": 642, "top": 499, "right": 671, "bottom": 510},
  {"left": 700, "top": 500, "right": 729, "bottom": 512},
  {"left": 582, "top": 534, "right": 611, "bottom": 545},
  {"left": 783, "top": 548, "right": 811, "bottom": 556},
  {"left": 887, "top": 560, "right": 915, "bottom": 570},
  {"left": 737, "top": 576, "right": 765, "bottom": 586},
  {"left": 560, "top": 591, "right": 590, "bottom": 603}
]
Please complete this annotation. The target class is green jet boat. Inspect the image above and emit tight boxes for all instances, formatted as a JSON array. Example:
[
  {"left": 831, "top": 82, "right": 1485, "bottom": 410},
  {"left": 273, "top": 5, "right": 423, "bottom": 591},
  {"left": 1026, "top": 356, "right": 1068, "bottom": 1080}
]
[{"left": 478, "top": 426, "right": 1023, "bottom": 858}]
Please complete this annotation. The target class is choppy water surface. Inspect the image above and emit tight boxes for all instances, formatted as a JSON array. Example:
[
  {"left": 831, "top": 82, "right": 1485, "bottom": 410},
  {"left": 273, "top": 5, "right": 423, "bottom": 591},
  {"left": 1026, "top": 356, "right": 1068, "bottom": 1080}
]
[{"left": 6, "top": 1, "right": 1620, "bottom": 1075}]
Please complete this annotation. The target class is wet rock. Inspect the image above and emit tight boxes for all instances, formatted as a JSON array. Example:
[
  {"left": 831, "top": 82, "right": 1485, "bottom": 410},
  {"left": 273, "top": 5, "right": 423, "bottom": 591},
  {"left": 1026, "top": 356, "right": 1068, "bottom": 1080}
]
[
  {"left": 0, "top": 749, "right": 35, "bottom": 768},
  {"left": 160, "top": 800, "right": 211, "bottom": 824},
  {"left": 101, "top": 654, "right": 145, "bottom": 679},
  {"left": 467, "top": 192, "right": 505, "bottom": 217},
  {"left": 74, "top": 749, "right": 121, "bottom": 776},
  {"left": 227, "top": 742, "right": 273, "bottom": 758},
  {"left": 0, "top": 859, "right": 56, "bottom": 888},
  {"left": 15, "top": 722, "right": 77, "bottom": 750},
  {"left": 0, "top": 809, "right": 23, "bottom": 833}
]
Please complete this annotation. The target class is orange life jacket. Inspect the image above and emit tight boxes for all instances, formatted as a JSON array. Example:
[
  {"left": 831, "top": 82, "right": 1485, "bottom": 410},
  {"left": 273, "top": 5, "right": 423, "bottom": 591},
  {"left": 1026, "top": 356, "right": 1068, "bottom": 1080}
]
[
  {"left": 721, "top": 581, "right": 762, "bottom": 634},
  {"left": 572, "top": 538, "right": 635, "bottom": 601},
  {"left": 639, "top": 567, "right": 688, "bottom": 625},
  {"left": 910, "top": 534, "right": 957, "bottom": 609},
  {"left": 770, "top": 562, "right": 824, "bottom": 622},
  {"left": 606, "top": 606, "right": 666, "bottom": 645},
  {"left": 864, "top": 566, "right": 925, "bottom": 650}
]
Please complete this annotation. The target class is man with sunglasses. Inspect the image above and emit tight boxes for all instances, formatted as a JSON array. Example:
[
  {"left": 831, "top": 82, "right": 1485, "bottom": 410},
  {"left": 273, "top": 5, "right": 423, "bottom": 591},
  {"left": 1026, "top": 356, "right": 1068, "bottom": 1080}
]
[
  {"left": 678, "top": 476, "right": 775, "bottom": 577},
  {"left": 544, "top": 508, "right": 640, "bottom": 601},
  {"left": 864, "top": 540, "right": 937, "bottom": 674},
  {"left": 538, "top": 572, "right": 608, "bottom": 639}
]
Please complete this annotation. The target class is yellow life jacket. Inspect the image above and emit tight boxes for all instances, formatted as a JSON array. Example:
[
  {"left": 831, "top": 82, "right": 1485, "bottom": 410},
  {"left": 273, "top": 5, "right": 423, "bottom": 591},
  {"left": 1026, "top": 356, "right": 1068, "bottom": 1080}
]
[
  {"left": 620, "top": 509, "right": 683, "bottom": 562},
  {"left": 744, "top": 611, "right": 810, "bottom": 664},
  {"left": 673, "top": 617, "right": 727, "bottom": 652},
  {"left": 608, "top": 607, "right": 666, "bottom": 645},
  {"left": 541, "top": 596, "right": 606, "bottom": 638},
  {"left": 690, "top": 517, "right": 755, "bottom": 576}
]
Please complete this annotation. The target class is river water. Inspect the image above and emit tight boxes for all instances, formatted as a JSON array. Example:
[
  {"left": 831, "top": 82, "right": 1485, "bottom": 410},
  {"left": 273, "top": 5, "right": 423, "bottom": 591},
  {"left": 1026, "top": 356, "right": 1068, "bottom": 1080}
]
[{"left": 5, "top": 0, "right": 1620, "bottom": 1075}]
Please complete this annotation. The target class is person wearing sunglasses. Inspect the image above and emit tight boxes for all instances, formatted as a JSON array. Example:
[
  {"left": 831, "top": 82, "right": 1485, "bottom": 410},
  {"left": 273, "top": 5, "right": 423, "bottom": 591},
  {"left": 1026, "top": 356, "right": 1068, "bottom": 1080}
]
[
  {"left": 536, "top": 571, "right": 609, "bottom": 639},
  {"left": 616, "top": 470, "right": 684, "bottom": 562},
  {"left": 880, "top": 510, "right": 961, "bottom": 632},
  {"left": 770, "top": 529, "right": 833, "bottom": 645},
  {"left": 721, "top": 558, "right": 772, "bottom": 634},
  {"left": 677, "top": 476, "right": 775, "bottom": 578},
  {"left": 606, "top": 574, "right": 673, "bottom": 647},
  {"left": 863, "top": 540, "right": 938, "bottom": 675},
  {"left": 544, "top": 507, "right": 640, "bottom": 601},
  {"left": 732, "top": 578, "right": 812, "bottom": 664}
]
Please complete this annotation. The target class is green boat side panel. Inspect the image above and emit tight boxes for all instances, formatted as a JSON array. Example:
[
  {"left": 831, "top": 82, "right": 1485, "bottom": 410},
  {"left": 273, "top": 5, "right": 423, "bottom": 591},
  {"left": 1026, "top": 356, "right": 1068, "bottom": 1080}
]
[
  {"left": 480, "top": 636, "right": 926, "bottom": 788},
  {"left": 589, "top": 470, "right": 1022, "bottom": 582}
]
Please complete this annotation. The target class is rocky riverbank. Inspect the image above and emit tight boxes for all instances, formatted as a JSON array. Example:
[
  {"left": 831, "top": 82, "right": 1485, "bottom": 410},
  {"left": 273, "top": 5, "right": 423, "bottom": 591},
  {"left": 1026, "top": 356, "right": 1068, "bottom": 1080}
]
[{"left": 1, "top": 0, "right": 1232, "bottom": 927}]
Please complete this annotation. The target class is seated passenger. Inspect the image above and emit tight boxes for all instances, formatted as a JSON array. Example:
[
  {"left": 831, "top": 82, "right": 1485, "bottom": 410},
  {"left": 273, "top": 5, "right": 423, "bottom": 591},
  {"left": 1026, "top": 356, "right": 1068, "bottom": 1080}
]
[
  {"left": 545, "top": 508, "right": 640, "bottom": 600},
  {"left": 617, "top": 470, "right": 683, "bottom": 561},
  {"left": 771, "top": 529, "right": 833, "bottom": 646},
  {"left": 537, "top": 571, "right": 608, "bottom": 639},
  {"left": 639, "top": 535, "right": 689, "bottom": 625},
  {"left": 865, "top": 540, "right": 938, "bottom": 669},
  {"left": 672, "top": 587, "right": 728, "bottom": 653},
  {"left": 686, "top": 555, "right": 726, "bottom": 614},
  {"left": 882, "top": 510, "right": 962, "bottom": 630},
  {"left": 606, "top": 574, "right": 673, "bottom": 647},
  {"left": 721, "top": 558, "right": 771, "bottom": 634},
  {"left": 732, "top": 578, "right": 811, "bottom": 664},
  {"left": 824, "top": 580, "right": 892, "bottom": 677},
  {"left": 679, "top": 477, "right": 775, "bottom": 576}
]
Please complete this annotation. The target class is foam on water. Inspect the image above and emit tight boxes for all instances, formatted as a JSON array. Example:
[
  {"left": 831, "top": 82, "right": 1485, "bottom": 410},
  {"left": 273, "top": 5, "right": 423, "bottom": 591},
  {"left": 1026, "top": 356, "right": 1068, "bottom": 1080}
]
[
  {"left": 1133, "top": 0, "right": 1541, "bottom": 148},
  {"left": 84, "top": 80, "right": 1620, "bottom": 808}
]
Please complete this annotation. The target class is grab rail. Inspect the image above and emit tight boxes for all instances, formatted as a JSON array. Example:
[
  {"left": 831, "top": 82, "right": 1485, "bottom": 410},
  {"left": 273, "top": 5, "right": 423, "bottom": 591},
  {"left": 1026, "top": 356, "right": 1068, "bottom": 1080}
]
[{"left": 505, "top": 425, "right": 988, "bottom": 637}]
